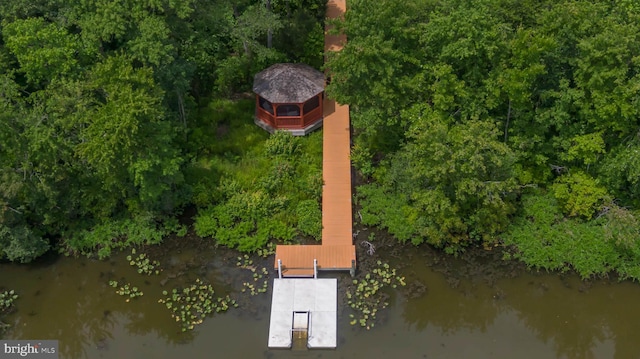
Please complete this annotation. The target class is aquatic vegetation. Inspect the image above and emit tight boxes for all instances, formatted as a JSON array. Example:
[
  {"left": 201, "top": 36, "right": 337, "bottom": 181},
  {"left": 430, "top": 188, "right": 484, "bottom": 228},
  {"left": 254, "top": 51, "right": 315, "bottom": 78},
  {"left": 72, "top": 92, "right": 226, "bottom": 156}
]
[
  {"left": 109, "top": 280, "right": 143, "bottom": 302},
  {"left": 0, "top": 289, "right": 18, "bottom": 333},
  {"left": 241, "top": 279, "right": 269, "bottom": 296},
  {"left": 126, "top": 248, "right": 161, "bottom": 275},
  {"left": 256, "top": 242, "right": 276, "bottom": 258},
  {"left": 236, "top": 254, "right": 254, "bottom": 268},
  {"left": 0, "top": 290, "right": 18, "bottom": 312},
  {"left": 237, "top": 262, "right": 269, "bottom": 296},
  {"left": 347, "top": 261, "right": 406, "bottom": 330},
  {"left": 158, "top": 278, "right": 237, "bottom": 332}
]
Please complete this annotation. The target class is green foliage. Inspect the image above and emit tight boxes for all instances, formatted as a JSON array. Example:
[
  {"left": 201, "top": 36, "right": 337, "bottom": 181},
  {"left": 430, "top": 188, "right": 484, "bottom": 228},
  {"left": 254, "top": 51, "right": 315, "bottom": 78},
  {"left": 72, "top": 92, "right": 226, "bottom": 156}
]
[
  {"left": 552, "top": 171, "right": 610, "bottom": 219},
  {"left": 604, "top": 205, "right": 640, "bottom": 251},
  {"left": 599, "top": 134, "right": 640, "bottom": 207},
  {"left": 3, "top": 18, "right": 80, "bottom": 84},
  {"left": 0, "top": 225, "right": 50, "bottom": 263},
  {"left": 162, "top": 218, "right": 187, "bottom": 237},
  {"left": 127, "top": 15, "right": 174, "bottom": 66},
  {"left": 357, "top": 184, "right": 417, "bottom": 243},
  {"left": 560, "top": 132, "right": 606, "bottom": 166},
  {"left": 347, "top": 261, "right": 406, "bottom": 330},
  {"left": 503, "top": 191, "right": 640, "bottom": 280},
  {"left": 109, "top": 280, "right": 144, "bottom": 302},
  {"left": 214, "top": 56, "right": 253, "bottom": 96},
  {"left": 126, "top": 248, "right": 162, "bottom": 275},
  {"left": 296, "top": 200, "right": 322, "bottom": 240},
  {"left": 358, "top": 106, "right": 518, "bottom": 252},
  {"left": 298, "top": 21, "right": 324, "bottom": 69},
  {"left": 64, "top": 215, "right": 165, "bottom": 259},
  {"left": 194, "top": 190, "right": 294, "bottom": 251},
  {"left": 350, "top": 140, "right": 374, "bottom": 178},
  {"left": 191, "top": 101, "right": 322, "bottom": 252},
  {"left": 330, "top": 0, "right": 640, "bottom": 268},
  {"left": 0, "top": 290, "right": 18, "bottom": 313},
  {"left": 265, "top": 131, "right": 301, "bottom": 157},
  {"left": 158, "top": 278, "right": 236, "bottom": 332},
  {"left": 214, "top": 0, "right": 326, "bottom": 94},
  {"left": 0, "top": 0, "right": 327, "bottom": 263},
  {"left": 5, "top": 0, "right": 639, "bottom": 269}
]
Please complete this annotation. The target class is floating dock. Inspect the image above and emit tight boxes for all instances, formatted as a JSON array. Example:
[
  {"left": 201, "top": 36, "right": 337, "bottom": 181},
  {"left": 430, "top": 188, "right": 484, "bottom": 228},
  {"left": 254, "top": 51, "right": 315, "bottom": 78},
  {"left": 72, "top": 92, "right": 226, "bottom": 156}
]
[{"left": 267, "top": 278, "right": 337, "bottom": 349}]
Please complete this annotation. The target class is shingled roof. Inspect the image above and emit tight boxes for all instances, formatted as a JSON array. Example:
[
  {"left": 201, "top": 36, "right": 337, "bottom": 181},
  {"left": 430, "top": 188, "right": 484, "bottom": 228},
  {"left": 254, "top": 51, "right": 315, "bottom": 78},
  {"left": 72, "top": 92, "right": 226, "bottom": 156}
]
[{"left": 253, "top": 63, "right": 325, "bottom": 103}]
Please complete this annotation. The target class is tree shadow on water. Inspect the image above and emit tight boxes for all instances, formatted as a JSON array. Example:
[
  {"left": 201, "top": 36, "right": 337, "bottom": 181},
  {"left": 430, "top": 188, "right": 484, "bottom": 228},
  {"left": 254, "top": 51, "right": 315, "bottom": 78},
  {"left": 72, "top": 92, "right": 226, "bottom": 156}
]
[{"left": 400, "top": 281, "right": 501, "bottom": 335}]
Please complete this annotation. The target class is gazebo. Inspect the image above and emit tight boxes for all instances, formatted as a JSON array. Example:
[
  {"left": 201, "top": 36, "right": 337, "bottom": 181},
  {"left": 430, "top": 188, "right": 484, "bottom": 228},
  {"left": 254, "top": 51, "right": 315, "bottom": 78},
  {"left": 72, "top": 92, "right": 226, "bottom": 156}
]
[{"left": 253, "top": 63, "right": 325, "bottom": 136}]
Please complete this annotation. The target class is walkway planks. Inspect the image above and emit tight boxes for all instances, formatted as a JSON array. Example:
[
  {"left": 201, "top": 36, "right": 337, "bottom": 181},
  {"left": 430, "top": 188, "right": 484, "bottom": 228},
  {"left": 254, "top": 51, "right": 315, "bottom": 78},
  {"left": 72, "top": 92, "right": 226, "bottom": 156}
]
[
  {"left": 321, "top": 101, "right": 352, "bottom": 247},
  {"left": 273, "top": 0, "right": 355, "bottom": 276}
]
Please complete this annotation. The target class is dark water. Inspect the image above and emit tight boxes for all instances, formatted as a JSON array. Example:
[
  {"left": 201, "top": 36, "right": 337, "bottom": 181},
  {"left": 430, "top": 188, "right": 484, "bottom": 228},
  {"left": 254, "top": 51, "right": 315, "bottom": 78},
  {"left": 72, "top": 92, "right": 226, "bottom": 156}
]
[{"left": 1, "top": 243, "right": 639, "bottom": 359}]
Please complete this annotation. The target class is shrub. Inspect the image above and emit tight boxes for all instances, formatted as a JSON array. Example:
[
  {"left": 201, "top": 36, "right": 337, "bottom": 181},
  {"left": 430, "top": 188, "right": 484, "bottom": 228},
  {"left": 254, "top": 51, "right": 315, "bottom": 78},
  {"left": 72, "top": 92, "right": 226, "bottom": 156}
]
[
  {"left": 552, "top": 171, "right": 610, "bottom": 219},
  {"left": 64, "top": 214, "right": 165, "bottom": 259},
  {"left": 503, "top": 190, "right": 640, "bottom": 280},
  {"left": 192, "top": 111, "right": 322, "bottom": 252},
  {"left": 265, "top": 131, "right": 301, "bottom": 157},
  {"left": 0, "top": 225, "right": 50, "bottom": 263},
  {"left": 296, "top": 200, "right": 322, "bottom": 240}
]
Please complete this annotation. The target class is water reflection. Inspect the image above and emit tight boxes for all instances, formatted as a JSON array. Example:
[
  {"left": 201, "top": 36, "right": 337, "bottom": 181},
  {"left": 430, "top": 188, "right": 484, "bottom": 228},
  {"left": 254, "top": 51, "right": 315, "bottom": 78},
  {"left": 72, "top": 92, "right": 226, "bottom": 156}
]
[
  {"left": 401, "top": 284, "right": 500, "bottom": 334},
  {"left": 398, "top": 257, "right": 637, "bottom": 359},
  {"left": 2, "top": 247, "right": 640, "bottom": 359},
  {"left": 506, "top": 277, "right": 640, "bottom": 359},
  {"left": 7, "top": 265, "right": 118, "bottom": 358}
]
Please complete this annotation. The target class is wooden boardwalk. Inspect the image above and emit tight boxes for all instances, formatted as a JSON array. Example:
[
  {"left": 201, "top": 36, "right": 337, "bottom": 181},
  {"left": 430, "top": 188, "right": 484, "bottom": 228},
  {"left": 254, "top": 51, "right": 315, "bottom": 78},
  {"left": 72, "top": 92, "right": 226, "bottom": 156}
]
[{"left": 274, "top": 0, "right": 356, "bottom": 277}]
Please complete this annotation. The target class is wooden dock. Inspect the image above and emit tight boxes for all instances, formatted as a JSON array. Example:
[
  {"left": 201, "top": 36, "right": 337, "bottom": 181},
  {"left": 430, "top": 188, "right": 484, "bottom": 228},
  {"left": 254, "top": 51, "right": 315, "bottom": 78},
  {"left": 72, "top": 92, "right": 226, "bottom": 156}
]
[
  {"left": 268, "top": 0, "right": 352, "bottom": 350},
  {"left": 273, "top": 0, "right": 355, "bottom": 277}
]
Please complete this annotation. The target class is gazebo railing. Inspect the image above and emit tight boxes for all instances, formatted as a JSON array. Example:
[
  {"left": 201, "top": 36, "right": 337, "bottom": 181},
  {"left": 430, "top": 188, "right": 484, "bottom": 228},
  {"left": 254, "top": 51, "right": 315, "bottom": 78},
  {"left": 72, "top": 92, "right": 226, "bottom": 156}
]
[
  {"left": 302, "top": 106, "right": 323, "bottom": 127},
  {"left": 256, "top": 107, "right": 276, "bottom": 127},
  {"left": 256, "top": 104, "right": 323, "bottom": 129},
  {"left": 276, "top": 116, "right": 303, "bottom": 128}
]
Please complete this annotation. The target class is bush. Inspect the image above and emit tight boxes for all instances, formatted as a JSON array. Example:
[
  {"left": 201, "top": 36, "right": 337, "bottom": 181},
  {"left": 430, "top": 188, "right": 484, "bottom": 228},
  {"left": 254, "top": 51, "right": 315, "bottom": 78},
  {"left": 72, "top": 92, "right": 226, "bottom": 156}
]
[
  {"left": 552, "top": 171, "right": 610, "bottom": 219},
  {"left": 191, "top": 101, "right": 322, "bottom": 252},
  {"left": 64, "top": 214, "right": 165, "bottom": 259},
  {"left": 357, "top": 183, "right": 417, "bottom": 243},
  {"left": 0, "top": 225, "right": 49, "bottom": 263},
  {"left": 214, "top": 56, "right": 251, "bottom": 96},
  {"left": 297, "top": 200, "right": 322, "bottom": 240},
  {"left": 265, "top": 131, "right": 301, "bottom": 157},
  {"left": 503, "top": 190, "right": 640, "bottom": 280},
  {"left": 194, "top": 201, "right": 295, "bottom": 252}
]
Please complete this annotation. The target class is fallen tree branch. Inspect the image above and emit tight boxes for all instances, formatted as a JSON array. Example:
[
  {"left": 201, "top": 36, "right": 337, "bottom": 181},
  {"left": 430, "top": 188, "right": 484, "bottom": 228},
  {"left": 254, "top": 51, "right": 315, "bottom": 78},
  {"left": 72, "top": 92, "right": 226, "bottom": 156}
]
[{"left": 361, "top": 241, "right": 375, "bottom": 256}]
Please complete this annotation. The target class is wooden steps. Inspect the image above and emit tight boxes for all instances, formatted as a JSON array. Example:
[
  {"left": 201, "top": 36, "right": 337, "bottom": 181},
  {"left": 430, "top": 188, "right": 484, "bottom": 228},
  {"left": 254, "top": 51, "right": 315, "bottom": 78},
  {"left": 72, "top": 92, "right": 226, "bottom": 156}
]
[{"left": 274, "top": 245, "right": 356, "bottom": 274}]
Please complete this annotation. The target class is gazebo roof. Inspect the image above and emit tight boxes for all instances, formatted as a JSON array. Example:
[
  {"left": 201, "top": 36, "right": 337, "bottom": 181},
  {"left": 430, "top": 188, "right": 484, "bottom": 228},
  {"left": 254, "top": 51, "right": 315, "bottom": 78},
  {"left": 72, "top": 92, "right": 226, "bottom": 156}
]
[{"left": 253, "top": 63, "right": 325, "bottom": 103}]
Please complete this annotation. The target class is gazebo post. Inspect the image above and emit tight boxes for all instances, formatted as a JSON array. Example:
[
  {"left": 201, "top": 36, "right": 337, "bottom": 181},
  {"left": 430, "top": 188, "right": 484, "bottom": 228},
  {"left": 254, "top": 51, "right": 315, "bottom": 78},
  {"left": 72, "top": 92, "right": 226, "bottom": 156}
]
[
  {"left": 317, "top": 93, "right": 323, "bottom": 123},
  {"left": 272, "top": 103, "right": 278, "bottom": 127},
  {"left": 255, "top": 95, "right": 260, "bottom": 119},
  {"left": 298, "top": 103, "right": 303, "bottom": 126}
]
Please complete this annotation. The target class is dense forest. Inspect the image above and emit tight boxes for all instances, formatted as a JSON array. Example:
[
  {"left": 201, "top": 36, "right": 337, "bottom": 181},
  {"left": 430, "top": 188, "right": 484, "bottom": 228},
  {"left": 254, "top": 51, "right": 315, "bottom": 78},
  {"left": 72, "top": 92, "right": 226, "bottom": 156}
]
[
  {"left": 2, "top": 0, "right": 640, "bottom": 281},
  {"left": 326, "top": 0, "right": 640, "bottom": 279},
  {"left": 0, "top": 0, "right": 325, "bottom": 261}
]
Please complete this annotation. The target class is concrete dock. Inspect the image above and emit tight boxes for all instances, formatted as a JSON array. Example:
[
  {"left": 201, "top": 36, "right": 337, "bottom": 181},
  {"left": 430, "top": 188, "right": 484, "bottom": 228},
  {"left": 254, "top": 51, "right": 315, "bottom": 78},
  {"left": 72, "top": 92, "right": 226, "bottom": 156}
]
[{"left": 267, "top": 278, "right": 337, "bottom": 349}]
